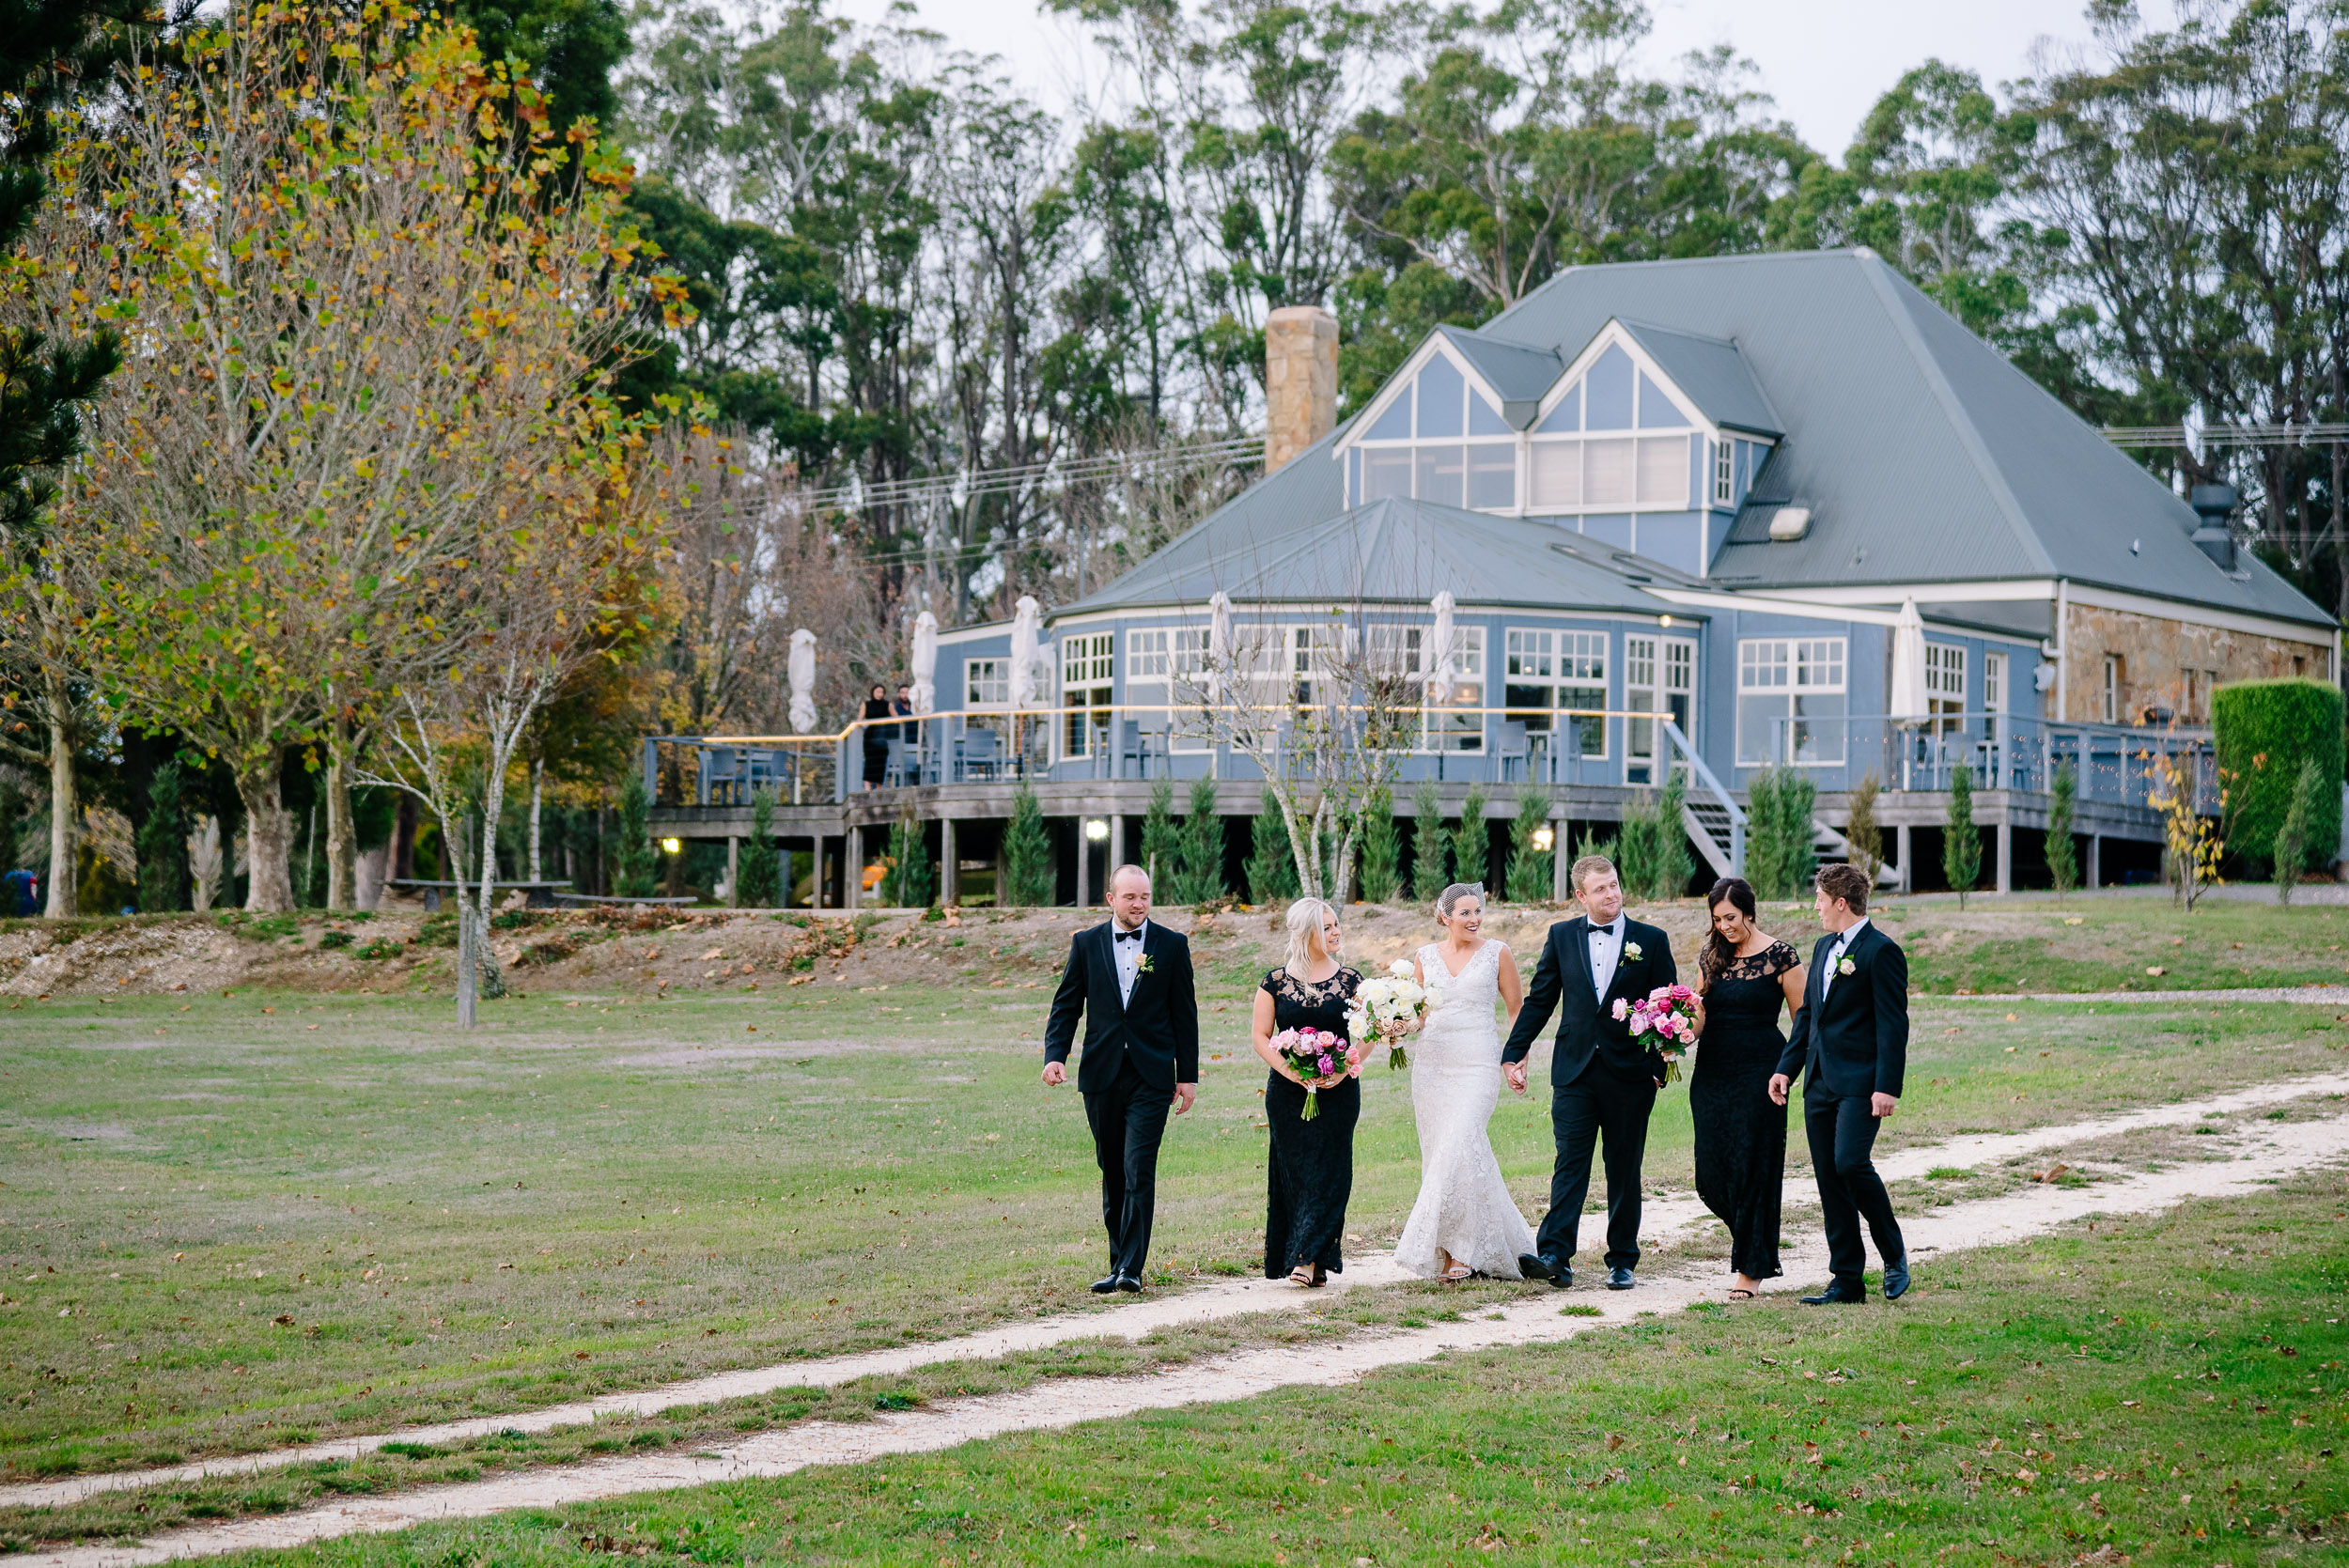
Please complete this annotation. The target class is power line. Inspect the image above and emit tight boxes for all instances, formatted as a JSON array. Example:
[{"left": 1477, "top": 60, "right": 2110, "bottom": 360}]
[
  {"left": 2104, "top": 422, "right": 2349, "bottom": 450},
  {"left": 783, "top": 432, "right": 1266, "bottom": 518}
]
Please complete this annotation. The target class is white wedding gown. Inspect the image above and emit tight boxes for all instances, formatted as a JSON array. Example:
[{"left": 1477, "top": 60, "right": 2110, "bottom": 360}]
[{"left": 1395, "top": 939, "right": 1536, "bottom": 1278}]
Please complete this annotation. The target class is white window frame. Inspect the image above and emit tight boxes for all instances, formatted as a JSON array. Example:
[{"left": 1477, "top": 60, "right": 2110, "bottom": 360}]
[
  {"left": 1059, "top": 631, "right": 1113, "bottom": 760},
  {"left": 1128, "top": 627, "right": 1215, "bottom": 751},
  {"left": 1345, "top": 345, "right": 1519, "bottom": 514},
  {"left": 1503, "top": 626, "right": 1608, "bottom": 760},
  {"left": 2102, "top": 654, "right": 2122, "bottom": 724},
  {"left": 964, "top": 657, "right": 1009, "bottom": 709},
  {"left": 1626, "top": 633, "right": 1696, "bottom": 784},
  {"left": 1713, "top": 439, "right": 1734, "bottom": 505},
  {"left": 1924, "top": 643, "right": 1967, "bottom": 734},
  {"left": 1736, "top": 636, "right": 1847, "bottom": 766},
  {"left": 1983, "top": 650, "right": 2006, "bottom": 716}
]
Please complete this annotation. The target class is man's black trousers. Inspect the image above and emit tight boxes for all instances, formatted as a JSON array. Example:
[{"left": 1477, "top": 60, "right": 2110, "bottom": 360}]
[
  {"left": 1083, "top": 1057, "right": 1172, "bottom": 1278},
  {"left": 1534, "top": 1063, "right": 1655, "bottom": 1272}
]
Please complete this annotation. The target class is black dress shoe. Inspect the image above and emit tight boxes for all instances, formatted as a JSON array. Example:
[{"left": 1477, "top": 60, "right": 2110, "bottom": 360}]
[
  {"left": 1606, "top": 1265, "right": 1635, "bottom": 1291},
  {"left": 1882, "top": 1255, "right": 1910, "bottom": 1300},
  {"left": 1090, "top": 1274, "right": 1122, "bottom": 1295},
  {"left": 1114, "top": 1273, "right": 1143, "bottom": 1293},
  {"left": 1517, "top": 1252, "right": 1557, "bottom": 1282},
  {"left": 1800, "top": 1282, "right": 1867, "bottom": 1305}
]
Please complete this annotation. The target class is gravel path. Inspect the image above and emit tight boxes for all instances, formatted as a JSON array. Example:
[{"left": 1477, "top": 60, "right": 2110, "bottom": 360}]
[
  {"left": 11, "top": 1106, "right": 2344, "bottom": 1568},
  {"left": 1941, "top": 985, "right": 2349, "bottom": 1004}
]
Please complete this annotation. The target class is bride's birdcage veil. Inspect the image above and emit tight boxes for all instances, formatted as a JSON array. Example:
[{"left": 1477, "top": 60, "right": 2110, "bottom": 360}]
[
  {"left": 1436, "top": 883, "right": 1483, "bottom": 923},
  {"left": 1283, "top": 897, "right": 1338, "bottom": 974}
]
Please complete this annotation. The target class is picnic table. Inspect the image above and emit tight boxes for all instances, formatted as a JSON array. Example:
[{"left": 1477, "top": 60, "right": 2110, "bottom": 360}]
[
  {"left": 552, "top": 892, "right": 699, "bottom": 908},
  {"left": 385, "top": 878, "right": 573, "bottom": 912}
]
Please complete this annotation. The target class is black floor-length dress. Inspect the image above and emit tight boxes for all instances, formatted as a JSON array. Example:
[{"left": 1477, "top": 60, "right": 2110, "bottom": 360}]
[
  {"left": 1690, "top": 940, "right": 1800, "bottom": 1281},
  {"left": 1261, "top": 965, "right": 1361, "bottom": 1278}
]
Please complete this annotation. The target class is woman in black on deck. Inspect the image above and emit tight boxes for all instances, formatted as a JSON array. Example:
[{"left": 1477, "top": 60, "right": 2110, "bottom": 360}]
[
  {"left": 1249, "top": 897, "right": 1364, "bottom": 1287},
  {"left": 858, "top": 684, "right": 893, "bottom": 790},
  {"left": 1688, "top": 876, "right": 1807, "bottom": 1300}
]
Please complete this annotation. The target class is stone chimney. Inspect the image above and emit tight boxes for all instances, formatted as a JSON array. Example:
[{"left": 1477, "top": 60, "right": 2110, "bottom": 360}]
[{"left": 1264, "top": 305, "right": 1337, "bottom": 474}]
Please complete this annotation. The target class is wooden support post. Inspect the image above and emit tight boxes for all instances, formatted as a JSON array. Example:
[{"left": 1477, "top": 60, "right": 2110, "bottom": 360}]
[
  {"left": 846, "top": 826, "right": 862, "bottom": 910},
  {"left": 940, "top": 816, "right": 958, "bottom": 907},
  {"left": 2086, "top": 833, "right": 2102, "bottom": 891},
  {"left": 810, "top": 836, "right": 824, "bottom": 908},
  {"left": 1075, "top": 820, "right": 1091, "bottom": 908},
  {"left": 1895, "top": 824, "right": 1912, "bottom": 895},
  {"left": 1109, "top": 815, "right": 1125, "bottom": 881},
  {"left": 1995, "top": 819, "right": 2012, "bottom": 895},
  {"left": 726, "top": 835, "right": 739, "bottom": 908},
  {"left": 1552, "top": 816, "right": 1570, "bottom": 904}
]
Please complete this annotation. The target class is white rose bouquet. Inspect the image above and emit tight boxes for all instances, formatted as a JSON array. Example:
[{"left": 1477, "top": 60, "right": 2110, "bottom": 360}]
[{"left": 1346, "top": 957, "right": 1441, "bottom": 1071}]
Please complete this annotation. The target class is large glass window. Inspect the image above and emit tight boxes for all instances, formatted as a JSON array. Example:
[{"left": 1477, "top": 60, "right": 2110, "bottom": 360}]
[
  {"left": 1626, "top": 634, "right": 1695, "bottom": 784},
  {"left": 1503, "top": 629, "right": 1606, "bottom": 757},
  {"left": 1128, "top": 627, "right": 1214, "bottom": 751},
  {"left": 1522, "top": 341, "right": 1698, "bottom": 514},
  {"left": 1060, "top": 631, "right": 1113, "bottom": 758},
  {"left": 1347, "top": 351, "right": 1521, "bottom": 514},
  {"left": 1736, "top": 637, "right": 1846, "bottom": 765},
  {"left": 965, "top": 658, "right": 1009, "bottom": 707},
  {"left": 1925, "top": 643, "right": 1967, "bottom": 734}
]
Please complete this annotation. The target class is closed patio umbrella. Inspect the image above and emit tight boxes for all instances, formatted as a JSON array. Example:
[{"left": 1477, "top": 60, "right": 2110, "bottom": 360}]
[
  {"left": 910, "top": 610, "right": 939, "bottom": 713},
  {"left": 1428, "top": 590, "right": 1457, "bottom": 695},
  {"left": 1009, "top": 596, "right": 1042, "bottom": 708},
  {"left": 787, "top": 629, "right": 817, "bottom": 734},
  {"left": 1890, "top": 598, "right": 1929, "bottom": 721}
]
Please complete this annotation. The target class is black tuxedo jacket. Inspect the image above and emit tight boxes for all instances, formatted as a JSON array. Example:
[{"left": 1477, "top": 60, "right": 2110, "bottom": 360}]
[
  {"left": 1043, "top": 921, "right": 1199, "bottom": 1092},
  {"left": 1502, "top": 914, "right": 1677, "bottom": 1086},
  {"left": 1777, "top": 922, "right": 1908, "bottom": 1099}
]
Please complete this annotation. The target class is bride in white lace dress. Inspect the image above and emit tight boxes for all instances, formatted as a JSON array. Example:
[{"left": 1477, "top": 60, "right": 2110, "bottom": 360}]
[{"left": 1396, "top": 884, "right": 1537, "bottom": 1281}]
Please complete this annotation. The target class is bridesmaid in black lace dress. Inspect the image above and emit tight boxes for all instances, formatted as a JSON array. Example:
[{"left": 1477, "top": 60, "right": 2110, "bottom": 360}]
[
  {"left": 1690, "top": 877, "right": 1807, "bottom": 1299},
  {"left": 1250, "top": 898, "right": 1365, "bottom": 1286}
]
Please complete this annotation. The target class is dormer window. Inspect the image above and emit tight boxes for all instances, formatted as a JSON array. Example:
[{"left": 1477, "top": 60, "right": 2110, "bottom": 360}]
[
  {"left": 1348, "top": 348, "right": 1518, "bottom": 512},
  {"left": 1714, "top": 439, "right": 1734, "bottom": 505},
  {"left": 1525, "top": 343, "right": 1694, "bottom": 513}
]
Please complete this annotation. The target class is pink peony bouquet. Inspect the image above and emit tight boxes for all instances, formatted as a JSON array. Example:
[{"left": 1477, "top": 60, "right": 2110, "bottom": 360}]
[
  {"left": 1270, "top": 1025, "right": 1356, "bottom": 1120},
  {"left": 1611, "top": 983, "right": 1700, "bottom": 1084}
]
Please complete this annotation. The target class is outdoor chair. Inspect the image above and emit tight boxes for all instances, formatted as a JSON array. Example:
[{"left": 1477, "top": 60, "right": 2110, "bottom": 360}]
[
  {"left": 1497, "top": 721, "right": 1530, "bottom": 782},
  {"left": 958, "top": 727, "right": 1003, "bottom": 781}
]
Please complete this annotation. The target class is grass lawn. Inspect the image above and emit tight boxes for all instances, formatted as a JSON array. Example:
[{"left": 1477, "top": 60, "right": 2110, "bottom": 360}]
[
  {"left": 1861, "top": 896, "right": 2349, "bottom": 995},
  {"left": 5, "top": 964, "right": 2346, "bottom": 1487},
  {"left": 169, "top": 1172, "right": 2349, "bottom": 1567}
]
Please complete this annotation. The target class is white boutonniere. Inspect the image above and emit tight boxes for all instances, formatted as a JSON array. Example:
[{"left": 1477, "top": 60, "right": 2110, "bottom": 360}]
[
  {"left": 1624, "top": 941, "right": 1643, "bottom": 961},
  {"left": 1836, "top": 956, "right": 1856, "bottom": 976},
  {"left": 1136, "top": 954, "right": 1155, "bottom": 974}
]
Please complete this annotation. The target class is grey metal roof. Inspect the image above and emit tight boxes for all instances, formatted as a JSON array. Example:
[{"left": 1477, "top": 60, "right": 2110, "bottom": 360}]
[
  {"left": 1059, "top": 495, "right": 1678, "bottom": 618},
  {"left": 1482, "top": 249, "right": 2332, "bottom": 630},
  {"left": 1436, "top": 326, "right": 1563, "bottom": 427},
  {"left": 1616, "top": 320, "right": 1782, "bottom": 436}
]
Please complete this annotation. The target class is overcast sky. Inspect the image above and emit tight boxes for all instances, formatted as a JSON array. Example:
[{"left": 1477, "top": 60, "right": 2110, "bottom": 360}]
[{"left": 833, "top": 0, "right": 2183, "bottom": 159}]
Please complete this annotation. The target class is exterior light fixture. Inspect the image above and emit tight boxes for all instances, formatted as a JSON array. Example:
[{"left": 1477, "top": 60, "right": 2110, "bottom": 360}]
[
  {"left": 1083, "top": 818, "right": 1110, "bottom": 842},
  {"left": 1531, "top": 825, "right": 1555, "bottom": 853},
  {"left": 661, "top": 837, "right": 682, "bottom": 854},
  {"left": 1658, "top": 614, "right": 1673, "bottom": 627}
]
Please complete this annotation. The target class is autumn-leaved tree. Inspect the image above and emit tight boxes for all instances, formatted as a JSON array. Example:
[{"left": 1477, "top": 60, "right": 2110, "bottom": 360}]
[{"left": 19, "top": 0, "right": 678, "bottom": 910}]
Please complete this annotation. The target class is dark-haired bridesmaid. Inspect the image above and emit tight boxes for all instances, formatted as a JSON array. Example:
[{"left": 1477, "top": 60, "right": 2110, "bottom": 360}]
[{"left": 1688, "top": 877, "right": 1806, "bottom": 1300}]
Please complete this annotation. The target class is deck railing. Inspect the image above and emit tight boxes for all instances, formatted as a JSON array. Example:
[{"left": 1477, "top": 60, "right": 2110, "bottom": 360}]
[{"left": 1758, "top": 712, "right": 2219, "bottom": 812}]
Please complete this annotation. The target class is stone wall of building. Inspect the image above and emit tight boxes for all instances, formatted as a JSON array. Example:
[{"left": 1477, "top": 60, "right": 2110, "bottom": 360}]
[
  {"left": 1263, "top": 305, "right": 1336, "bottom": 473},
  {"left": 2064, "top": 601, "right": 2331, "bottom": 724}
]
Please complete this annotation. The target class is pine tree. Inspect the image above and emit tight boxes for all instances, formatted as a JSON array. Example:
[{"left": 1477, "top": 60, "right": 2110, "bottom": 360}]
[
  {"left": 1139, "top": 779, "right": 1178, "bottom": 888},
  {"left": 1002, "top": 781, "right": 1053, "bottom": 906},
  {"left": 614, "top": 772, "right": 657, "bottom": 896},
  {"left": 1776, "top": 768, "right": 1817, "bottom": 901},
  {"left": 1615, "top": 790, "right": 1663, "bottom": 897},
  {"left": 1504, "top": 782, "right": 1552, "bottom": 903},
  {"left": 1845, "top": 772, "right": 1885, "bottom": 890},
  {"left": 1176, "top": 777, "right": 1224, "bottom": 903},
  {"left": 2045, "top": 761, "right": 2077, "bottom": 900},
  {"left": 1411, "top": 780, "right": 1448, "bottom": 903},
  {"left": 736, "top": 787, "right": 782, "bottom": 907},
  {"left": 880, "top": 806, "right": 933, "bottom": 908},
  {"left": 1656, "top": 768, "right": 1693, "bottom": 899},
  {"left": 2276, "top": 756, "right": 2323, "bottom": 906},
  {"left": 1357, "top": 786, "right": 1401, "bottom": 904},
  {"left": 135, "top": 759, "right": 190, "bottom": 913},
  {"left": 1246, "top": 786, "right": 1299, "bottom": 906},
  {"left": 1943, "top": 763, "right": 1981, "bottom": 908},
  {"left": 1452, "top": 784, "right": 1488, "bottom": 892}
]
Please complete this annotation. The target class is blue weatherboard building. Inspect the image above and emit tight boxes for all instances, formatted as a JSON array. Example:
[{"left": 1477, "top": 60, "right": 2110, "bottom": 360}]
[{"left": 650, "top": 249, "right": 2336, "bottom": 909}]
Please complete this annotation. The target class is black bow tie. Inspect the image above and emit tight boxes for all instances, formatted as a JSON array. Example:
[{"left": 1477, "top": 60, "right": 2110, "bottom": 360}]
[{"left": 1114, "top": 929, "right": 1143, "bottom": 943}]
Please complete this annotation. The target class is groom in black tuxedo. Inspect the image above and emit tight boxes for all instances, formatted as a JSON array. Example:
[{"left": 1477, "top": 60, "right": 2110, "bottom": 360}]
[
  {"left": 1771, "top": 862, "right": 1910, "bottom": 1304},
  {"left": 1043, "top": 863, "right": 1198, "bottom": 1294},
  {"left": 1503, "top": 854, "right": 1676, "bottom": 1291}
]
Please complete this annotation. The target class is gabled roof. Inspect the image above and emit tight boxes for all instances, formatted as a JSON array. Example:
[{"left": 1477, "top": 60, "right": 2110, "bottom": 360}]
[
  {"left": 1433, "top": 326, "right": 1563, "bottom": 427},
  {"left": 1614, "top": 320, "right": 1781, "bottom": 437},
  {"left": 1479, "top": 249, "right": 2331, "bottom": 629},
  {"left": 1057, "top": 495, "right": 1677, "bottom": 618}
]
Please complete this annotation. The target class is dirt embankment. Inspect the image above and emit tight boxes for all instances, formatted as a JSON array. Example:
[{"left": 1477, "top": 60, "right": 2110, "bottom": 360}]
[{"left": 0, "top": 898, "right": 1735, "bottom": 1000}]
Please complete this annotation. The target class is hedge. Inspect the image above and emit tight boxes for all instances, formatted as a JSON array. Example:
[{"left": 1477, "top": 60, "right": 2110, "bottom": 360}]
[{"left": 2211, "top": 678, "right": 2344, "bottom": 870}]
